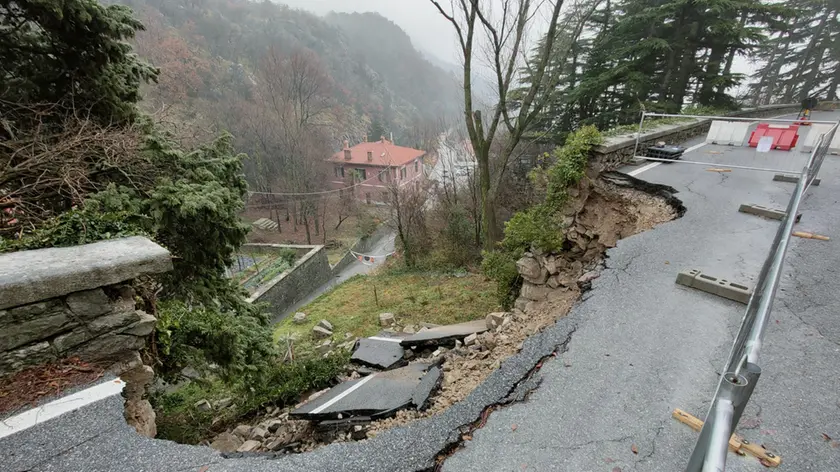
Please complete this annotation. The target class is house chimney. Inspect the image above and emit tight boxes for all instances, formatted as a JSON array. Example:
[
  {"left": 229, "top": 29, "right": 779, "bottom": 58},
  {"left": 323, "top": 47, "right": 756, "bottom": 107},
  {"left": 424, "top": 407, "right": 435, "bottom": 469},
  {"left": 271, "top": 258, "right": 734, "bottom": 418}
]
[
  {"left": 363, "top": 134, "right": 368, "bottom": 142},
  {"left": 343, "top": 140, "right": 351, "bottom": 160},
  {"left": 380, "top": 135, "right": 387, "bottom": 143},
  {"left": 367, "top": 151, "right": 373, "bottom": 162}
]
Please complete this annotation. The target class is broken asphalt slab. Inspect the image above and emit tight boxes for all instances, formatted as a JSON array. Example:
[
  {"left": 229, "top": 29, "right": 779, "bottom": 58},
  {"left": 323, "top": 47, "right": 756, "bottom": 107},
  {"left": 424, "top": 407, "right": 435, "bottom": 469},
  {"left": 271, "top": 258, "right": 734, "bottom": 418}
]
[
  {"left": 399, "top": 320, "right": 488, "bottom": 347},
  {"left": 350, "top": 337, "right": 405, "bottom": 370},
  {"left": 290, "top": 363, "right": 441, "bottom": 421}
]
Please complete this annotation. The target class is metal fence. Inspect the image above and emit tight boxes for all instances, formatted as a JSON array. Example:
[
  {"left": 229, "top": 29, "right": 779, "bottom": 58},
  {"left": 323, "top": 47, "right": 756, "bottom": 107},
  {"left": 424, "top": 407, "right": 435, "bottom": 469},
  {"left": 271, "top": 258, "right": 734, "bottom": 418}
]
[{"left": 683, "top": 122, "right": 839, "bottom": 471}]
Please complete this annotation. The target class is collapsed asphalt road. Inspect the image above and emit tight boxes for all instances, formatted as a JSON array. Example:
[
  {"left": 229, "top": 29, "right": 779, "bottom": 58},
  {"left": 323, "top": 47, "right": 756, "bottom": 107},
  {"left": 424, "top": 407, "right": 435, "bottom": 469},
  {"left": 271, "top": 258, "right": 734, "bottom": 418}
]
[
  {"left": 3, "top": 113, "right": 838, "bottom": 472},
  {"left": 444, "top": 111, "right": 840, "bottom": 472}
]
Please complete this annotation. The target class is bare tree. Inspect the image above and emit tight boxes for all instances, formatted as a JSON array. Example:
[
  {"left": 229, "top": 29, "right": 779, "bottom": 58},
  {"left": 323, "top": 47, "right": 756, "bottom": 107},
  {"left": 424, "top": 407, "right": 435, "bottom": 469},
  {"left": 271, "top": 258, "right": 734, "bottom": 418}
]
[
  {"left": 387, "top": 182, "right": 429, "bottom": 268},
  {"left": 246, "top": 47, "right": 334, "bottom": 242},
  {"left": 429, "top": 0, "right": 590, "bottom": 249}
]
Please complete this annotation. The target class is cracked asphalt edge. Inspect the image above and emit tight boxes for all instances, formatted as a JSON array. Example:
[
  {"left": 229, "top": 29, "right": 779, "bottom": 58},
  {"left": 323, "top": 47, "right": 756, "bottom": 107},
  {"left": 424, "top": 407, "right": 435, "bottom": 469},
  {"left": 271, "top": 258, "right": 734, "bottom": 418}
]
[{"left": 215, "top": 316, "right": 581, "bottom": 472}]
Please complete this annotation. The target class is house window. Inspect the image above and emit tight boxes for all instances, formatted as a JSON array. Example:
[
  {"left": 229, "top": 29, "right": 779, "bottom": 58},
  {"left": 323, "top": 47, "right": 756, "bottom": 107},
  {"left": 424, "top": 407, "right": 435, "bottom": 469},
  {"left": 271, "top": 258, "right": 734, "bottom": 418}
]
[
  {"left": 391, "top": 168, "right": 397, "bottom": 180},
  {"left": 414, "top": 160, "right": 419, "bottom": 172},
  {"left": 365, "top": 193, "right": 371, "bottom": 204},
  {"left": 355, "top": 168, "right": 367, "bottom": 181},
  {"left": 334, "top": 166, "right": 345, "bottom": 178},
  {"left": 381, "top": 192, "right": 388, "bottom": 202},
  {"left": 378, "top": 168, "right": 385, "bottom": 182},
  {"left": 400, "top": 167, "right": 407, "bottom": 179}
]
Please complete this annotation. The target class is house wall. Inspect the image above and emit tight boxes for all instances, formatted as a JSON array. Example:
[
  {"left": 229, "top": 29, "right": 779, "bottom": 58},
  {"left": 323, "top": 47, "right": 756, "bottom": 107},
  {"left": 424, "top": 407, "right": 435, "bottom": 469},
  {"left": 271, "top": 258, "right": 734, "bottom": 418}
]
[{"left": 329, "top": 157, "right": 426, "bottom": 204}]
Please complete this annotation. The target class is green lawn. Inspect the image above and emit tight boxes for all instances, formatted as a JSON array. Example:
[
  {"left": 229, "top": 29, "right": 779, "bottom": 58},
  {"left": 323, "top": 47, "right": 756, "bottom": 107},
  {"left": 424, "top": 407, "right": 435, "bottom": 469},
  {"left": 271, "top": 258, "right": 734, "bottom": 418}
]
[{"left": 274, "top": 271, "right": 500, "bottom": 341}]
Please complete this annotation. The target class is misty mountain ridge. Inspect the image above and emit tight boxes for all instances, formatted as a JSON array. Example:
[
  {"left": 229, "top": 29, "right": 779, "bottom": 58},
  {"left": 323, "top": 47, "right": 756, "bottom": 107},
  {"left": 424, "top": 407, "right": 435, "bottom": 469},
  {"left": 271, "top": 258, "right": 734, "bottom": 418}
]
[{"left": 117, "top": 0, "right": 461, "bottom": 138}]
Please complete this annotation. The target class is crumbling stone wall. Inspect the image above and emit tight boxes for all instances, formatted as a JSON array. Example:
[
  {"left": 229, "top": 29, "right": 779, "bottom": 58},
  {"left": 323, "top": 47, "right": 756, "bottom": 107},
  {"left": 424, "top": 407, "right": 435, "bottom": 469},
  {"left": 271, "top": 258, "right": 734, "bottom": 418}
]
[{"left": 0, "top": 236, "right": 172, "bottom": 437}]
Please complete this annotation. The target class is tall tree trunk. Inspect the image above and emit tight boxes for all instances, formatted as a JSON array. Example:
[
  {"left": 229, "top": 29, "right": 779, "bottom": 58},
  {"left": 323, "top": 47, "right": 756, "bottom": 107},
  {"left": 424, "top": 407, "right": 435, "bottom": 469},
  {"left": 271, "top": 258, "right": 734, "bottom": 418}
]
[
  {"left": 827, "top": 65, "right": 840, "bottom": 100},
  {"left": 660, "top": 8, "right": 687, "bottom": 102},
  {"left": 698, "top": 46, "right": 726, "bottom": 105},
  {"left": 785, "top": 12, "right": 831, "bottom": 102},
  {"left": 477, "top": 145, "right": 498, "bottom": 251},
  {"left": 719, "top": 11, "right": 748, "bottom": 97},
  {"left": 303, "top": 210, "right": 311, "bottom": 244}
]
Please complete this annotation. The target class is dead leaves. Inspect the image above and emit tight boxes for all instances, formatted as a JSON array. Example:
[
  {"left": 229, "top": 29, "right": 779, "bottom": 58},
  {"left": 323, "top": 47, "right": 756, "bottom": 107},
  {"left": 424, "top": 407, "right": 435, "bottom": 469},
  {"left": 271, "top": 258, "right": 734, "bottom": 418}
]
[
  {"left": 820, "top": 433, "right": 840, "bottom": 448},
  {"left": 631, "top": 444, "right": 638, "bottom": 454},
  {"left": 511, "top": 424, "right": 518, "bottom": 431},
  {"left": 0, "top": 357, "right": 105, "bottom": 415}
]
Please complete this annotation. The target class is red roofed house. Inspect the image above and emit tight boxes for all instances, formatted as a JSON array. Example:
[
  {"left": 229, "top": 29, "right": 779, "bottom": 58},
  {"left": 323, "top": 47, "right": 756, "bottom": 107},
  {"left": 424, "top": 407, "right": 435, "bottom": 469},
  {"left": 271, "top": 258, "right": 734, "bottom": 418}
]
[{"left": 329, "top": 136, "right": 426, "bottom": 204}]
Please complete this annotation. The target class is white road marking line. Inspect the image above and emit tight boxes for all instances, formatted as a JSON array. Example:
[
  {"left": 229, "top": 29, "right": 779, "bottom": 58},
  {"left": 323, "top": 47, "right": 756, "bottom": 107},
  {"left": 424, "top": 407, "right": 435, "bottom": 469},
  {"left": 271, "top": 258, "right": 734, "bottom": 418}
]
[
  {"left": 367, "top": 336, "right": 403, "bottom": 343},
  {"left": 628, "top": 162, "right": 661, "bottom": 176},
  {"left": 629, "top": 142, "right": 709, "bottom": 177},
  {"left": 0, "top": 378, "right": 124, "bottom": 440},
  {"left": 309, "top": 373, "right": 376, "bottom": 414},
  {"left": 685, "top": 142, "right": 708, "bottom": 153}
]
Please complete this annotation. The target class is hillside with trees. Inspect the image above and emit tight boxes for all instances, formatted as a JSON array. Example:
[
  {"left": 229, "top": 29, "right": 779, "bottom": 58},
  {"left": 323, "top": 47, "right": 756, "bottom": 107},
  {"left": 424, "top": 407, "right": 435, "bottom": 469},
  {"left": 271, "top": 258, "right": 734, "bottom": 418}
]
[{"left": 116, "top": 0, "right": 459, "bottom": 143}]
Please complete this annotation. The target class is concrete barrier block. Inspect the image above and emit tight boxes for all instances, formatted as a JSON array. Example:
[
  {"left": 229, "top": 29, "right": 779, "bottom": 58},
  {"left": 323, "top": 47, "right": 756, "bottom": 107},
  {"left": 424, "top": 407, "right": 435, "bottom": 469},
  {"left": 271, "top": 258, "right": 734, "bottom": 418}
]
[
  {"left": 675, "top": 269, "right": 752, "bottom": 304},
  {"left": 738, "top": 203, "right": 801, "bottom": 222},
  {"left": 773, "top": 174, "right": 820, "bottom": 186}
]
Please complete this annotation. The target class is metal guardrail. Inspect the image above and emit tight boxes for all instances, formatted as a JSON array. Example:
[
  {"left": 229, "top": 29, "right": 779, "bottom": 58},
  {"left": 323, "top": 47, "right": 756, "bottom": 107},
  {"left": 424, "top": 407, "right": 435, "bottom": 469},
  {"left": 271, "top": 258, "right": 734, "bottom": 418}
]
[{"left": 684, "top": 122, "right": 839, "bottom": 471}]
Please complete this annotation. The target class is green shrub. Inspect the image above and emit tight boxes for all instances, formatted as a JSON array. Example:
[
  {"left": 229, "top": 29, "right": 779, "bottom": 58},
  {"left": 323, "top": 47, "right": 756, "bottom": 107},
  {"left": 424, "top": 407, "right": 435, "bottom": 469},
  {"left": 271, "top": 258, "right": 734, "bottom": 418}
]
[
  {"left": 481, "top": 249, "right": 522, "bottom": 309},
  {"left": 483, "top": 126, "right": 602, "bottom": 307},
  {"left": 155, "top": 297, "right": 275, "bottom": 384},
  {"left": 153, "top": 351, "right": 349, "bottom": 444},
  {"left": 502, "top": 125, "right": 602, "bottom": 255}
]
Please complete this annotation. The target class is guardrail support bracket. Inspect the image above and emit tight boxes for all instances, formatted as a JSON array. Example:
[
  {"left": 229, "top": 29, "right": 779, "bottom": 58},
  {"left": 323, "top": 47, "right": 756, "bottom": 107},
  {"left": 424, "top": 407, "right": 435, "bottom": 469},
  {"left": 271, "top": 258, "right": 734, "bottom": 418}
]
[
  {"left": 773, "top": 173, "right": 820, "bottom": 185},
  {"left": 675, "top": 269, "right": 752, "bottom": 304},
  {"left": 673, "top": 409, "right": 782, "bottom": 468},
  {"left": 738, "top": 203, "right": 802, "bottom": 222}
]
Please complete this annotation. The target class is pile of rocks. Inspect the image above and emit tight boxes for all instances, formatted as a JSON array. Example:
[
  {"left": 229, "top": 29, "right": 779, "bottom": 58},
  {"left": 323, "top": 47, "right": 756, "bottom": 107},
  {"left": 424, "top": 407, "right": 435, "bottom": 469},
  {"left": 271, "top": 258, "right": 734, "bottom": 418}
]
[
  {"left": 209, "top": 410, "right": 314, "bottom": 454},
  {"left": 514, "top": 248, "right": 602, "bottom": 311}
]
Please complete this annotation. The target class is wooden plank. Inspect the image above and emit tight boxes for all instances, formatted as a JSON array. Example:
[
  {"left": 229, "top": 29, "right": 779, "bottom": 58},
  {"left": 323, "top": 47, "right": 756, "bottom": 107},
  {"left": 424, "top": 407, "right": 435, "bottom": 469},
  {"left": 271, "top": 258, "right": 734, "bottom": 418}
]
[
  {"left": 672, "top": 408, "right": 782, "bottom": 467},
  {"left": 792, "top": 231, "right": 830, "bottom": 241}
]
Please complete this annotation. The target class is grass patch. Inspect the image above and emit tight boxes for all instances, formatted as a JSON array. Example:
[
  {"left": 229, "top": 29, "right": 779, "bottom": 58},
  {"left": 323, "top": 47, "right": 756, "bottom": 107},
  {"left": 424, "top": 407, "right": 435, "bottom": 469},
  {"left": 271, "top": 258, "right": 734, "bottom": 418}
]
[{"left": 274, "top": 270, "right": 500, "bottom": 341}]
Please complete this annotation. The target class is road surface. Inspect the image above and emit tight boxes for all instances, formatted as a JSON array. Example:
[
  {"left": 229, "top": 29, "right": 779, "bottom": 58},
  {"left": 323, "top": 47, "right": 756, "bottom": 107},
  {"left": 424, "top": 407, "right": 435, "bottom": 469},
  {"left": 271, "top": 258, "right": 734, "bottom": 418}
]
[{"left": 444, "top": 110, "right": 840, "bottom": 471}]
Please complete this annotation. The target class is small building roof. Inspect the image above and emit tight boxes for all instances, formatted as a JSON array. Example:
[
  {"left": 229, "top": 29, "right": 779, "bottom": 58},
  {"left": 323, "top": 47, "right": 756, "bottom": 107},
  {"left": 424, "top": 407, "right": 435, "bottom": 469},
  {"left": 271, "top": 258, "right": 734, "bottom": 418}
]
[{"left": 330, "top": 138, "right": 425, "bottom": 167}]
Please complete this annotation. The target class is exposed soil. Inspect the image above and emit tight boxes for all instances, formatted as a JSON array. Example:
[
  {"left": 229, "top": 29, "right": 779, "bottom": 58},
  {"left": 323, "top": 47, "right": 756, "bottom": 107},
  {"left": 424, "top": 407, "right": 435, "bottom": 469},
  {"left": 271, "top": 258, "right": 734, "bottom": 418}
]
[
  {"left": 209, "top": 171, "right": 683, "bottom": 455},
  {"left": 0, "top": 357, "right": 105, "bottom": 417}
]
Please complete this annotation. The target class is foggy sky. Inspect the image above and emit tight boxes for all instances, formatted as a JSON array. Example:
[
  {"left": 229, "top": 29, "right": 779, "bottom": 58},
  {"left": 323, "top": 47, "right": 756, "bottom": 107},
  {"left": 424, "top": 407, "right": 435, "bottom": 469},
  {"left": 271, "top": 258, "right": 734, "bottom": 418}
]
[
  {"left": 280, "top": 0, "right": 752, "bottom": 91},
  {"left": 279, "top": 0, "right": 462, "bottom": 65}
]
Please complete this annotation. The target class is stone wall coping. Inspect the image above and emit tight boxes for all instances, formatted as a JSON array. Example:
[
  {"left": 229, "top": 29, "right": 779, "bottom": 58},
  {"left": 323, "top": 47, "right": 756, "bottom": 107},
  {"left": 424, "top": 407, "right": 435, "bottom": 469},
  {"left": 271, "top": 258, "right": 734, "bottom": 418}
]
[
  {"left": 0, "top": 237, "right": 172, "bottom": 310},
  {"left": 245, "top": 244, "right": 324, "bottom": 303},
  {"left": 593, "top": 103, "right": 798, "bottom": 155}
]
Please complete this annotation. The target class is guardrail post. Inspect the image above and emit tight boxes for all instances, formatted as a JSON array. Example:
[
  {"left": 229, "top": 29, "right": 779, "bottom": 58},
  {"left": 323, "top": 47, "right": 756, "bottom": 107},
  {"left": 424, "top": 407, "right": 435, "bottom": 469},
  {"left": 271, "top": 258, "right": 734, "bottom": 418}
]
[{"left": 686, "top": 373, "right": 749, "bottom": 472}]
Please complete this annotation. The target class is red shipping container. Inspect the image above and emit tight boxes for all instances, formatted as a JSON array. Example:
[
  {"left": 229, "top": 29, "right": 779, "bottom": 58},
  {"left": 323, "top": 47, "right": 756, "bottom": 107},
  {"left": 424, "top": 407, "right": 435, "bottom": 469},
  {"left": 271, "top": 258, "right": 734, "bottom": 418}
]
[{"left": 748, "top": 123, "right": 800, "bottom": 151}]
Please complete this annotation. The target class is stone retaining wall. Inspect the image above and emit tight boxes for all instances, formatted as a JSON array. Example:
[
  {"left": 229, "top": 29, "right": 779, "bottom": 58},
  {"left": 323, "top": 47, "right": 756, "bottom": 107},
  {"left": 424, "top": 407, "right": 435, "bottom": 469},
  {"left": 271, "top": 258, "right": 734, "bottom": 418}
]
[
  {"left": 330, "top": 224, "right": 392, "bottom": 276},
  {"left": 592, "top": 104, "right": 801, "bottom": 170},
  {"left": 245, "top": 244, "right": 332, "bottom": 317},
  {"left": 0, "top": 236, "right": 172, "bottom": 437}
]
